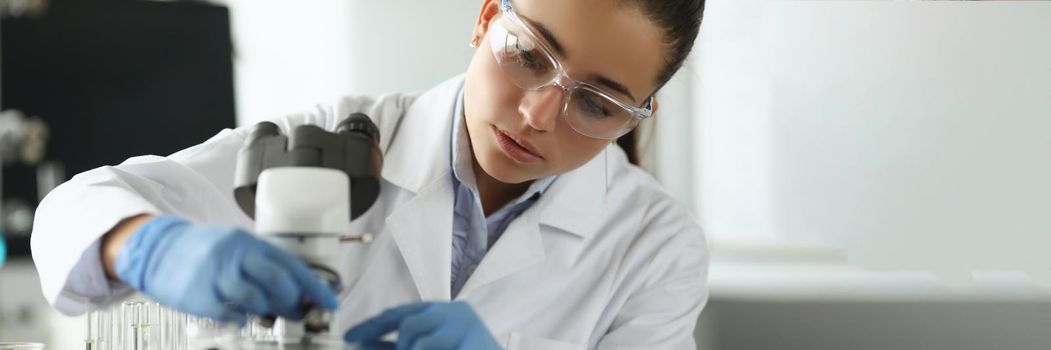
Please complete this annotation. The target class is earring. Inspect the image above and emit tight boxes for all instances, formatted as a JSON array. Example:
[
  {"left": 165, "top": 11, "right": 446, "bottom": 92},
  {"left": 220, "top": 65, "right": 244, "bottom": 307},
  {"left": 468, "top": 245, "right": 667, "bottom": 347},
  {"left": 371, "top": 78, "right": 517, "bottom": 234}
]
[{"left": 469, "top": 37, "right": 480, "bottom": 48}]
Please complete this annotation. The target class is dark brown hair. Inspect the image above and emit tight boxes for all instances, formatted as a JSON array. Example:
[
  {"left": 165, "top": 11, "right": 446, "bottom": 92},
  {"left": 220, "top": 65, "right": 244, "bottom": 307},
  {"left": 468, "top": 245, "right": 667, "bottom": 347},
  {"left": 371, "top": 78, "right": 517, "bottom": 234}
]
[{"left": 617, "top": 0, "right": 705, "bottom": 164}]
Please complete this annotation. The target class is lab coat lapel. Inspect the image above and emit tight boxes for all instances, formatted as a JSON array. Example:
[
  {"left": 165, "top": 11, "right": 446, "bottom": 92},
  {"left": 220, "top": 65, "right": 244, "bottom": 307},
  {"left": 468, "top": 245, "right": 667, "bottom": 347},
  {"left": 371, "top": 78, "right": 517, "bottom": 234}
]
[
  {"left": 457, "top": 207, "right": 545, "bottom": 298},
  {"left": 379, "top": 75, "right": 464, "bottom": 301},
  {"left": 535, "top": 144, "right": 609, "bottom": 238},
  {"left": 385, "top": 178, "right": 454, "bottom": 301},
  {"left": 380, "top": 75, "right": 463, "bottom": 193},
  {"left": 455, "top": 140, "right": 613, "bottom": 297}
]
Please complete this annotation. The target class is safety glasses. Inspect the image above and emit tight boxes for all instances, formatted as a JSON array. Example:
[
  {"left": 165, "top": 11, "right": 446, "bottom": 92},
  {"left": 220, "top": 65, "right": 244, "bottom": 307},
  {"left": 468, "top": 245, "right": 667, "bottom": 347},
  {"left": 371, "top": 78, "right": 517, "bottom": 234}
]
[{"left": 487, "top": 0, "right": 654, "bottom": 140}]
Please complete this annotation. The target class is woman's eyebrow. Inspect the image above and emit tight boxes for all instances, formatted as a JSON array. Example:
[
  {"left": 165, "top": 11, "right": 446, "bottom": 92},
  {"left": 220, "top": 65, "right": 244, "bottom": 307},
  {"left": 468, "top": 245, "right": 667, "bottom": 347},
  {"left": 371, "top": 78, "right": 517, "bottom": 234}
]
[
  {"left": 591, "top": 75, "right": 638, "bottom": 104},
  {"left": 517, "top": 13, "right": 568, "bottom": 58},
  {"left": 517, "top": 14, "right": 639, "bottom": 103}
]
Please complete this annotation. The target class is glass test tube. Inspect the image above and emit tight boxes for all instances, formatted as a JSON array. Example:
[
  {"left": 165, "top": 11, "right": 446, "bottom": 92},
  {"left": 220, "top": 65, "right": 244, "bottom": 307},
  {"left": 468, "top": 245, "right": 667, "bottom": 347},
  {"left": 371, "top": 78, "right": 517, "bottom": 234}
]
[
  {"left": 85, "top": 309, "right": 99, "bottom": 350},
  {"left": 123, "top": 301, "right": 153, "bottom": 350}
]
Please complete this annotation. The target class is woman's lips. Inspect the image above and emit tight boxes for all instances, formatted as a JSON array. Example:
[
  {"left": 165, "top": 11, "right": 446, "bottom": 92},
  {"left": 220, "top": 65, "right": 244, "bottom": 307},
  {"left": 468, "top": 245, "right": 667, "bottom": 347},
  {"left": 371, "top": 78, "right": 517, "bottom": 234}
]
[{"left": 491, "top": 125, "right": 544, "bottom": 163}]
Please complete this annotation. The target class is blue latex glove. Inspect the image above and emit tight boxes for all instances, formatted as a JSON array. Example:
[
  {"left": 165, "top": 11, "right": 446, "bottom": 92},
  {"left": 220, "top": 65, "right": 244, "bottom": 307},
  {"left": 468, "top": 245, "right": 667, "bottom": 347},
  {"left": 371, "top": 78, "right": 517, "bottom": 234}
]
[
  {"left": 344, "top": 301, "right": 501, "bottom": 350},
  {"left": 115, "top": 216, "right": 339, "bottom": 325}
]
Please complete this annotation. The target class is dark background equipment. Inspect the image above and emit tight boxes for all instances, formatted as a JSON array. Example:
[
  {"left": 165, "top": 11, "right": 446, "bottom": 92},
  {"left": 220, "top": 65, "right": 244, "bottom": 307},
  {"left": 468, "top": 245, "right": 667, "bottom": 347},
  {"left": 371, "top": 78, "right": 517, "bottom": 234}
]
[{"left": 0, "top": 0, "right": 237, "bottom": 259}]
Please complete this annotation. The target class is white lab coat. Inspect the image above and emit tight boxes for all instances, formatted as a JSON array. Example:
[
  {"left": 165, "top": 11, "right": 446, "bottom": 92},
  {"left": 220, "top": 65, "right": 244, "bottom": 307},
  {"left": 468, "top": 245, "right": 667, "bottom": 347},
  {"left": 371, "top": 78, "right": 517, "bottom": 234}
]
[{"left": 31, "top": 75, "right": 709, "bottom": 349}]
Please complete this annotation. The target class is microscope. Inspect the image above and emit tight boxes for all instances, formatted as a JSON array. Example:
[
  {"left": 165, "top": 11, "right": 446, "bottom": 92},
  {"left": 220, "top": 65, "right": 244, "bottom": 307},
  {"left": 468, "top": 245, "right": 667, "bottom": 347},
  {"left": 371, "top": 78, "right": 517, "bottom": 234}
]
[{"left": 231, "top": 113, "right": 383, "bottom": 348}]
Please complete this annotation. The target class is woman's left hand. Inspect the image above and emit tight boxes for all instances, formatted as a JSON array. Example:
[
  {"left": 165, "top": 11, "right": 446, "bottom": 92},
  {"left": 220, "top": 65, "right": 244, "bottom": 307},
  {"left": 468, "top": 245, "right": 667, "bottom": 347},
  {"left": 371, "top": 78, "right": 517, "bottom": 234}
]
[{"left": 344, "top": 301, "right": 502, "bottom": 350}]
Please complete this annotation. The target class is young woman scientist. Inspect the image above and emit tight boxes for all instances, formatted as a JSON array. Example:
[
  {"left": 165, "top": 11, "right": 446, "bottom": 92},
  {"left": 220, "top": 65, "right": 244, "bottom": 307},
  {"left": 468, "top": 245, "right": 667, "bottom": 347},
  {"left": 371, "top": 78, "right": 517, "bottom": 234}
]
[{"left": 31, "top": 0, "right": 708, "bottom": 348}]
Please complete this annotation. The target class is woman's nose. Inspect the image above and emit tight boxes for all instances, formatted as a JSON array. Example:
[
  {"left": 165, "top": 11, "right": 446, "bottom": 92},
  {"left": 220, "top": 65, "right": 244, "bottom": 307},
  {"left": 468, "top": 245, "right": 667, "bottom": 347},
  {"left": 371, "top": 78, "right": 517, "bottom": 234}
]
[{"left": 518, "top": 85, "right": 564, "bottom": 132}]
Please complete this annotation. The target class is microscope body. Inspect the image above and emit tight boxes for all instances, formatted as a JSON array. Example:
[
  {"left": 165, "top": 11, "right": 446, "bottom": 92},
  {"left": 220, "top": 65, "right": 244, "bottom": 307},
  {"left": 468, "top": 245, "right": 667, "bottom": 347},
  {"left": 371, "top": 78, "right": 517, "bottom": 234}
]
[
  {"left": 232, "top": 113, "right": 382, "bottom": 346},
  {"left": 254, "top": 167, "right": 348, "bottom": 339}
]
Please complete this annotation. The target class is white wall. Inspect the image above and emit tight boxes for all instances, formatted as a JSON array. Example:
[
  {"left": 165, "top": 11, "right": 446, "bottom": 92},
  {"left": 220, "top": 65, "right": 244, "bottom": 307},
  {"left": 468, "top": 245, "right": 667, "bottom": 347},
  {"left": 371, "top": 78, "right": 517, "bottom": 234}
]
[
  {"left": 221, "top": 1, "right": 478, "bottom": 126},
  {"left": 691, "top": 0, "right": 776, "bottom": 244},
  {"left": 220, "top": 0, "right": 355, "bottom": 125},
  {"left": 763, "top": 1, "right": 1051, "bottom": 278},
  {"left": 342, "top": 1, "right": 479, "bottom": 96},
  {"left": 694, "top": 0, "right": 1051, "bottom": 281}
]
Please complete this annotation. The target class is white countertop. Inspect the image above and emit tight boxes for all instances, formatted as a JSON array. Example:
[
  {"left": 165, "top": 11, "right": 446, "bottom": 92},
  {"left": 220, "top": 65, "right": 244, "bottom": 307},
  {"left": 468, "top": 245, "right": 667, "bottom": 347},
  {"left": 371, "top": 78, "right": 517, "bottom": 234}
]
[{"left": 707, "top": 240, "right": 1051, "bottom": 303}]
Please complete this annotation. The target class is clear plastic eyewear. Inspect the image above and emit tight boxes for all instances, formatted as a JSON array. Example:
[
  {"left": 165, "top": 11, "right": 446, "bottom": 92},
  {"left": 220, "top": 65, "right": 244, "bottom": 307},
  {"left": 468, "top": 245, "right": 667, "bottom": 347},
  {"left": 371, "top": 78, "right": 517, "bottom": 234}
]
[{"left": 489, "top": 0, "right": 654, "bottom": 140}]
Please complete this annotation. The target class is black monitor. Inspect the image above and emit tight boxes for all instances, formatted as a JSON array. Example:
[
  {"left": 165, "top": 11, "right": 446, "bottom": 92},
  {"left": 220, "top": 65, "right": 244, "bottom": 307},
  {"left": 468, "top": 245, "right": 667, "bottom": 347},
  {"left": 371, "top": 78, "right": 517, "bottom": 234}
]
[{"left": 1, "top": 0, "right": 236, "bottom": 258}]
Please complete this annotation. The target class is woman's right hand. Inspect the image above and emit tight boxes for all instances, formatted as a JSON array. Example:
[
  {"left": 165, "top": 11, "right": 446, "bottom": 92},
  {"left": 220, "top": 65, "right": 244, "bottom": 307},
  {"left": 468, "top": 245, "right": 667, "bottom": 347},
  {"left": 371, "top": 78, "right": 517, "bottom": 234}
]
[{"left": 108, "top": 215, "right": 339, "bottom": 325}]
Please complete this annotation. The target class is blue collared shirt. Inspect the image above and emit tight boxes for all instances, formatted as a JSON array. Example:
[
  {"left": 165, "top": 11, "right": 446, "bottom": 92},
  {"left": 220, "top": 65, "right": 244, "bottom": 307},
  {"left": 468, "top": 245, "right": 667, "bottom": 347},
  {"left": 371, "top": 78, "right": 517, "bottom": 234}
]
[{"left": 449, "top": 90, "right": 557, "bottom": 298}]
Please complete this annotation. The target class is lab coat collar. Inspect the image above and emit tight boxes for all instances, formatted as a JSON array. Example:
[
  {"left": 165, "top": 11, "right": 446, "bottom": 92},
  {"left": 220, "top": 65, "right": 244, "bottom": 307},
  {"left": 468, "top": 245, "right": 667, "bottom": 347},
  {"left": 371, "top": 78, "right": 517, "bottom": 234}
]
[
  {"left": 379, "top": 75, "right": 459, "bottom": 300},
  {"left": 534, "top": 145, "right": 608, "bottom": 239},
  {"left": 380, "top": 76, "right": 461, "bottom": 194},
  {"left": 381, "top": 75, "right": 607, "bottom": 240}
]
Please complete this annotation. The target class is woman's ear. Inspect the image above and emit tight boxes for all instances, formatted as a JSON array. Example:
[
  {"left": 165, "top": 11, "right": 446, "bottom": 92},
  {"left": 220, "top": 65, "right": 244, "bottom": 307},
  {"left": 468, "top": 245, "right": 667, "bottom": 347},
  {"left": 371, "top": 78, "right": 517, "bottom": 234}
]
[{"left": 472, "top": 0, "right": 502, "bottom": 45}]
